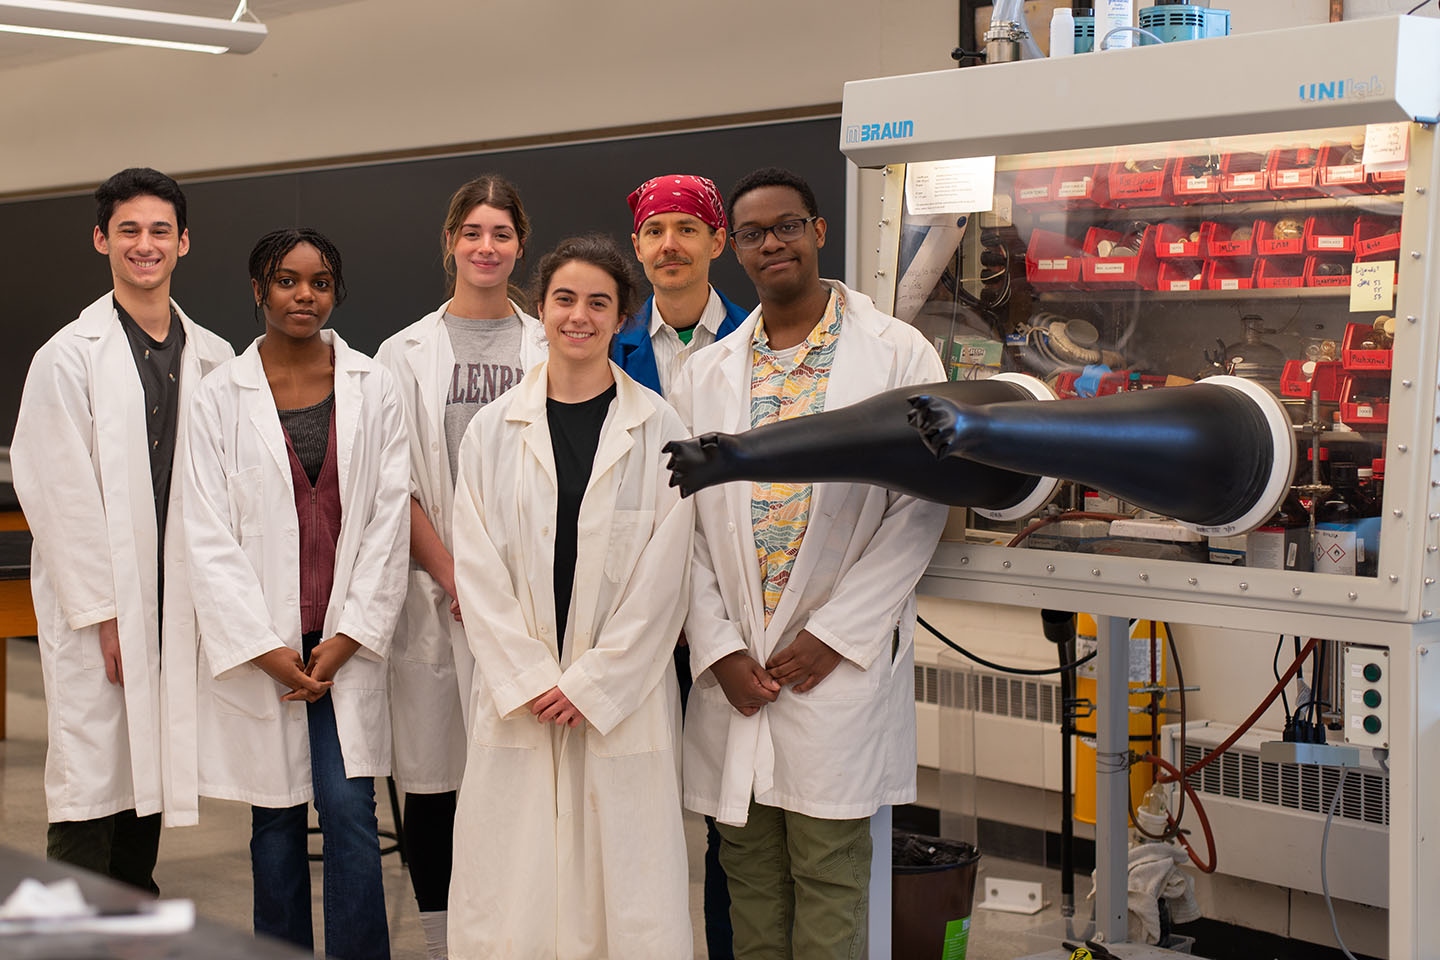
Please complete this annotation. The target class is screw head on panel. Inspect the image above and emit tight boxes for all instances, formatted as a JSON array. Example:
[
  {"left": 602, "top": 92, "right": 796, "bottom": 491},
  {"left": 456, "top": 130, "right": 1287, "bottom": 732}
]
[
  {"left": 1394, "top": 509, "right": 1405, "bottom": 518},
  {"left": 1046, "top": 564, "right": 1055, "bottom": 573},
  {"left": 1403, "top": 380, "right": 1413, "bottom": 388},
  {"left": 1426, "top": 610, "right": 1434, "bottom": 618},
  {"left": 1187, "top": 577, "right": 1198, "bottom": 586},
  {"left": 1348, "top": 592, "right": 1358, "bottom": 601},
  {"left": 960, "top": 556, "right": 969, "bottom": 564},
  {"left": 1292, "top": 587, "right": 1303, "bottom": 596},
  {"left": 1239, "top": 582, "right": 1249, "bottom": 591},
  {"left": 1092, "top": 569, "right": 1101, "bottom": 577},
  {"left": 1426, "top": 578, "right": 1436, "bottom": 586},
  {"left": 1139, "top": 573, "right": 1149, "bottom": 582},
  {"left": 1413, "top": 251, "right": 1423, "bottom": 260},
  {"left": 1399, "top": 444, "right": 1409, "bottom": 453},
  {"left": 1002, "top": 560, "right": 1011, "bottom": 569}
]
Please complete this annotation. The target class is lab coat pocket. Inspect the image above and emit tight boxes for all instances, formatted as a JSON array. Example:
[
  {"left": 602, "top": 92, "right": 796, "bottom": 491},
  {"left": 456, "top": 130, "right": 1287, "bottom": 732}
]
[
  {"left": 396, "top": 569, "right": 450, "bottom": 664},
  {"left": 226, "top": 465, "right": 265, "bottom": 536},
  {"left": 69, "top": 615, "right": 104, "bottom": 671},
  {"left": 796, "top": 648, "right": 882, "bottom": 702},
  {"left": 330, "top": 686, "right": 388, "bottom": 762},
  {"left": 209, "top": 665, "right": 280, "bottom": 721},
  {"left": 603, "top": 509, "right": 654, "bottom": 583},
  {"left": 471, "top": 701, "right": 541, "bottom": 750},
  {"left": 586, "top": 697, "right": 671, "bottom": 758}
]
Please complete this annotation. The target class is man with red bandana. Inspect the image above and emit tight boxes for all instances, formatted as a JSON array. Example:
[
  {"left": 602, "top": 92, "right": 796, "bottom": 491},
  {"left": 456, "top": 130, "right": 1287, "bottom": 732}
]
[
  {"left": 613, "top": 173, "right": 746, "bottom": 959},
  {"left": 613, "top": 174, "right": 749, "bottom": 397}
]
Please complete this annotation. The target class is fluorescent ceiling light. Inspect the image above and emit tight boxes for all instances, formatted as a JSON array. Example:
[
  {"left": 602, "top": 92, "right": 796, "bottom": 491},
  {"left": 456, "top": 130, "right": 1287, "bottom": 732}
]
[{"left": 0, "top": 0, "right": 267, "bottom": 54}]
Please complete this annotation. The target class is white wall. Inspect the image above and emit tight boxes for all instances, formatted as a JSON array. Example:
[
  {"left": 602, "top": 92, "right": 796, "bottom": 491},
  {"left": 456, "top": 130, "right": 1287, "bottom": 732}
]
[{"left": 0, "top": 0, "right": 957, "bottom": 195}]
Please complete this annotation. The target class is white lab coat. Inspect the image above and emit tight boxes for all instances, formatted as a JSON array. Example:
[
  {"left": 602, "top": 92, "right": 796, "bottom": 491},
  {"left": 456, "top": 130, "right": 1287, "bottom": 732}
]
[
  {"left": 182, "top": 330, "right": 410, "bottom": 807},
  {"left": 448, "top": 361, "right": 694, "bottom": 960},
  {"left": 12, "top": 293, "right": 233, "bottom": 828},
  {"left": 672, "top": 279, "right": 949, "bottom": 827},
  {"left": 374, "top": 299, "right": 546, "bottom": 793}
]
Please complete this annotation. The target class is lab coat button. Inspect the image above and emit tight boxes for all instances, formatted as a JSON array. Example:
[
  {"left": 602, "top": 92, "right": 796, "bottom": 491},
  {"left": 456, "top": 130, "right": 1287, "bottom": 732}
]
[
  {"left": 727, "top": 522, "right": 736, "bottom": 533},
  {"left": 541, "top": 526, "right": 550, "bottom": 536},
  {"left": 431, "top": 441, "right": 439, "bottom": 452}
]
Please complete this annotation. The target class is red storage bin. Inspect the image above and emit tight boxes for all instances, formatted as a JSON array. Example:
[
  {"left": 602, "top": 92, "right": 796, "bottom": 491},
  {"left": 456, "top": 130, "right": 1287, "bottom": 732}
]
[
  {"left": 1054, "top": 370, "right": 1167, "bottom": 398},
  {"left": 1354, "top": 215, "right": 1402, "bottom": 261},
  {"left": 1339, "top": 374, "right": 1389, "bottom": 429},
  {"left": 1201, "top": 220, "right": 1259, "bottom": 258},
  {"left": 1254, "top": 218, "right": 1305, "bottom": 257},
  {"left": 1053, "top": 164, "right": 1109, "bottom": 208},
  {"left": 1281, "top": 360, "right": 1344, "bottom": 401},
  {"left": 1371, "top": 167, "right": 1406, "bottom": 193},
  {"left": 1080, "top": 225, "right": 1159, "bottom": 289},
  {"left": 1156, "top": 260, "right": 1205, "bottom": 292},
  {"left": 1107, "top": 157, "right": 1171, "bottom": 206},
  {"left": 1220, "top": 152, "right": 1271, "bottom": 200},
  {"left": 1171, "top": 155, "right": 1224, "bottom": 204},
  {"left": 1317, "top": 143, "right": 1374, "bottom": 196},
  {"left": 1267, "top": 146, "right": 1325, "bottom": 199},
  {"left": 1341, "top": 322, "right": 1393, "bottom": 372},
  {"left": 1014, "top": 167, "right": 1056, "bottom": 206},
  {"left": 1153, "top": 222, "right": 1202, "bottom": 259},
  {"left": 1304, "top": 214, "right": 1357, "bottom": 254},
  {"left": 1305, "top": 255, "right": 1353, "bottom": 288},
  {"left": 1203, "top": 258, "right": 1256, "bottom": 290},
  {"left": 1256, "top": 256, "right": 1306, "bottom": 288},
  {"left": 1025, "top": 229, "right": 1085, "bottom": 287}
]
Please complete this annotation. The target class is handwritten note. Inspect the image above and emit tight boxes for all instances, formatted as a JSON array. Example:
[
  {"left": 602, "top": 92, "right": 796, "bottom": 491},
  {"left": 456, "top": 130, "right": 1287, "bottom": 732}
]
[
  {"left": 1350, "top": 260, "right": 1395, "bottom": 312},
  {"left": 1362, "top": 122, "right": 1409, "bottom": 173},
  {"left": 906, "top": 157, "right": 996, "bottom": 215}
]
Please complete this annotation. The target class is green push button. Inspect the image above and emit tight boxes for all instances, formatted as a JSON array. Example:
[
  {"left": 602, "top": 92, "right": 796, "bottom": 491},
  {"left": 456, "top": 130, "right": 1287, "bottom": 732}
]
[
  {"left": 1364, "top": 715, "right": 1383, "bottom": 735},
  {"left": 1364, "top": 690, "right": 1382, "bottom": 708},
  {"left": 1364, "top": 663, "right": 1383, "bottom": 683}
]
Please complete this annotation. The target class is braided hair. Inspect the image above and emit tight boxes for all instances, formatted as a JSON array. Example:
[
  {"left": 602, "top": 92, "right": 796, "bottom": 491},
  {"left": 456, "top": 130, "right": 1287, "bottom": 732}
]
[{"left": 248, "top": 227, "right": 348, "bottom": 322}]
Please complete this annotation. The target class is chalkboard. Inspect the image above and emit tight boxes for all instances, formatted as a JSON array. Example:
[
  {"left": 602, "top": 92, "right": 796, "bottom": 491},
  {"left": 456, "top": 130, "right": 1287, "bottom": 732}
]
[{"left": 0, "top": 116, "right": 845, "bottom": 444}]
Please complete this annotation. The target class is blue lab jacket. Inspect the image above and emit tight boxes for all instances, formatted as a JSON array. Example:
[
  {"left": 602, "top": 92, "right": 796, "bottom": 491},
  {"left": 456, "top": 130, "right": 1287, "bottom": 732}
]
[{"left": 611, "top": 288, "right": 750, "bottom": 396}]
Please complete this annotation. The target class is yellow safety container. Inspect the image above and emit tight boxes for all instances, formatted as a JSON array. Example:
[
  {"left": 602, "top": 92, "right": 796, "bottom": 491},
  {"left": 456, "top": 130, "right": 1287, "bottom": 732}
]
[{"left": 1072, "top": 615, "right": 1167, "bottom": 824}]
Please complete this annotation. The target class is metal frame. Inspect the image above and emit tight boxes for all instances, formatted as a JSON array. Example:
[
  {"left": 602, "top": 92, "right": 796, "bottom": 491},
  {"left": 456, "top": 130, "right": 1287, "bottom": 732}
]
[{"left": 844, "top": 16, "right": 1440, "bottom": 955}]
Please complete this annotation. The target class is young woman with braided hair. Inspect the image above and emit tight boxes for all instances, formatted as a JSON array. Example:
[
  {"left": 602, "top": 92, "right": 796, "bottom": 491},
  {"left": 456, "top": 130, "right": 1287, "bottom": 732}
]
[{"left": 183, "top": 227, "right": 410, "bottom": 959}]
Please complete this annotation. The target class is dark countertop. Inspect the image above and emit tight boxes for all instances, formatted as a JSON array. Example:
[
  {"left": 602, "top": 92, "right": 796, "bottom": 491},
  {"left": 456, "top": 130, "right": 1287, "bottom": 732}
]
[
  {"left": 0, "top": 846, "right": 311, "bottom": 959},
  {"left": 0, "top": 530, "right": 30, "bottom": 581}
]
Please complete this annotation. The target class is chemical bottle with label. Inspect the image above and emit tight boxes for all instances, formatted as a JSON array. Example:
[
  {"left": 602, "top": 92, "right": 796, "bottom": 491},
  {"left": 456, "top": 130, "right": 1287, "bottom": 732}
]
[
  {"left": 1314, "top": 462, "right": 1379, "bottom": 577},
  {"left": 1245, "top": 490, "right": 1311, "bottom": 571}
]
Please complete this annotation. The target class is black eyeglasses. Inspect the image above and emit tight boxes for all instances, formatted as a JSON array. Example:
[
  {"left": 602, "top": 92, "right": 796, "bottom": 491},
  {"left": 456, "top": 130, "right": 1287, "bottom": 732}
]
[{"left": 732, "top": 216, "right": 818, "bottom": 250}]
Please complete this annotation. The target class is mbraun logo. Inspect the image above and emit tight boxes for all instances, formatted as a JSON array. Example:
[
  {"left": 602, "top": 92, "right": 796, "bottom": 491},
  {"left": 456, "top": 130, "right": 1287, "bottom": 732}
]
[
  {"left": 845, "top": 120, "right": 915, "bottom": 144},
  {"left": 1298, "top": 75, "right": 1386, "bottom": 102}
]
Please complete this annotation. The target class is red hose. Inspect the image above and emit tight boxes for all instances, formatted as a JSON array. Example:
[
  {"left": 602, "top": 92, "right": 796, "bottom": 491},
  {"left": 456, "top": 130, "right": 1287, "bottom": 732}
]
[
  {"left": 1156, "top": 636, "right": 1319, "bottom": 784},
  {"left": 1143, "top": 753, "right": 1217, "bottom": 873}
]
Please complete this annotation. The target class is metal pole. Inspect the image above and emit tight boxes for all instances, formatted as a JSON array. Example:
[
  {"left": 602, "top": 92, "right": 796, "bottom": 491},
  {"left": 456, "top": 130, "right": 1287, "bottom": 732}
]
[{"left": 1093, "top": 614, "right": 1130, "bottom": 944}]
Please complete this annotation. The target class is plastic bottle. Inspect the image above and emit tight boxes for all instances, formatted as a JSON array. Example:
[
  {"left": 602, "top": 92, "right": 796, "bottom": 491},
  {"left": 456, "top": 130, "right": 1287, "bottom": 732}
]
[
  {"left": 1097, "top": 0, "right": 1135, "bottom": 49},
  {"left": 1051, "top": 7, "right": 1076, "bottom": 57}
]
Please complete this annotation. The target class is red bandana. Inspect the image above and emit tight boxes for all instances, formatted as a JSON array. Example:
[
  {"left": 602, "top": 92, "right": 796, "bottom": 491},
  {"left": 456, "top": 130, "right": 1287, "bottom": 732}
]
[{"left": 628, "top": 174, "right": 727, "bottom": 234}]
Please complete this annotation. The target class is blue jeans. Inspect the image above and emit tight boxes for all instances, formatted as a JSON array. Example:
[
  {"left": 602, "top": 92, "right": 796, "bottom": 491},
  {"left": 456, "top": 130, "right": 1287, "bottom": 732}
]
[{"left": 251, "top": 633, "right": 389, "bottom": 960}]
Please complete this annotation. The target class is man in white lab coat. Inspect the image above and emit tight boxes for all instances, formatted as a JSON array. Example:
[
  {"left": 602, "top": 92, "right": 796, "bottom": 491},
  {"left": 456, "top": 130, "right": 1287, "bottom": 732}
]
[
  {"left": 11, "top": 168, "right": 234, "bottom": 891},
  {"left": 672, "top": 167, "right": 948, "bottom": 958}
]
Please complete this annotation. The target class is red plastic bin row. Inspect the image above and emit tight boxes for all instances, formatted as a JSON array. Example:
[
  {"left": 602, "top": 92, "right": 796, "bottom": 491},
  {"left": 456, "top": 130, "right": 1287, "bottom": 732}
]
[{"left": 1011, "top": 142, "right": 1406, "bottom": 209}]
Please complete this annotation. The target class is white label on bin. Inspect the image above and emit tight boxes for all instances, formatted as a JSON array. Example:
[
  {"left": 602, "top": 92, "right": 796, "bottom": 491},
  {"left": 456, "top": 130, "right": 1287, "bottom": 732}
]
[
  {"left": 1357, "top": 404, "right": 1374, "bottom": 418},
  {"left": 1330, "top": 164, "right": 1363, "bottom": 181},
  {"left": 1221, "top": 278, "right": 1241, "bottom": 290},
  {"left": 1277, "top": 170, "right": 1302, "bottom": 185},
  {"left": 1168, "top": 241, "right": 1187, "bottom": 254},
  {"left": 1317, "top": 236, "right": 1345, "bottom": 249},
  {"left": 1184, "top": 176, "right": 1210, "bottom": 190},
  {"left": 1232, "top": 173, "right": 1258, "bottom": 187},
  {"left": 1170, "top": 280, "right": 1192, "bottom": 291},
  {"left": 1057, "top": 178, "right": 1090, "bottom": 198},
  {"left": 1039, "top": 258, "right": 1067, "bottom": 271},
  {"left": 1093, "top": 262, "right": 1125, "bottom": 275},
  {"left": 1019, "top": 186, "right": 1050, "bottom": 200}
]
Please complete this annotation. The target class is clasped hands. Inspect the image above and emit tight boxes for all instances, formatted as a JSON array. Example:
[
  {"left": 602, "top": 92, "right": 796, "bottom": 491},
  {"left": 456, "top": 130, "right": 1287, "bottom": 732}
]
[
  {"left": 712, "top": 629, "right": 843, "bottom": 717},
  {"left": 252, "top": 634, "right": 361, "bottom": 703}
]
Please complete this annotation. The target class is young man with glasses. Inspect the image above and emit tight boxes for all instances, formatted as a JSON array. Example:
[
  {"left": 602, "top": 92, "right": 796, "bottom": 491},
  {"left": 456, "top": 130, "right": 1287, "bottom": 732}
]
[
  {"left": 670, "top": 167, "right": 948, "bottom": 958},
  {"left": 612, "top": 172, "right": 750, "bottom": 960},
  {"left": 12, "top": 168, "right": 234, "bottom": 890}
]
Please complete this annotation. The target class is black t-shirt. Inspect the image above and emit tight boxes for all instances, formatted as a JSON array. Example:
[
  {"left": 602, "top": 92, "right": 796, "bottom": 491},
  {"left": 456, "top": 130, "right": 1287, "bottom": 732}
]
[
  {"left": 115, "top": 298, "right": 185, "bottom": 570},
  {"left": 547, "top": 384, "right": 617, "bottom": 654}
]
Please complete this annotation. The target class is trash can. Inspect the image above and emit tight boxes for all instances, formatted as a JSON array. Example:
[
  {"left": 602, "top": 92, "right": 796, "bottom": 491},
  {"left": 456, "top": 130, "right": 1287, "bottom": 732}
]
[{"left": 892, "top": 830, "right": 981, "bottom": 960}]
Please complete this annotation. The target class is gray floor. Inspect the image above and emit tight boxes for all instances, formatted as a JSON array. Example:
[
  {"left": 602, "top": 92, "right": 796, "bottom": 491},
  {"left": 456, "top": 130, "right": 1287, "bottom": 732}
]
[{"left": 3, "top": 635, "right": 1086, "bottom": 959}]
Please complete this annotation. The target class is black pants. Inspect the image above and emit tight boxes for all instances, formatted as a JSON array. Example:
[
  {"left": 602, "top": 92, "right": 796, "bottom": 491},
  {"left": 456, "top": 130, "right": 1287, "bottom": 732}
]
[
  {"left": 403, "top": 790, "right": 457, "bottom": 912},
  {"left": 47, "top": 809, "right": 162, "bottom": 894}
]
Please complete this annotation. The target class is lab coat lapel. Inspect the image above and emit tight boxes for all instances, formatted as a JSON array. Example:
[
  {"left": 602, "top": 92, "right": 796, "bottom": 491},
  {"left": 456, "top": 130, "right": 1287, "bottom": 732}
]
[
  {"left": 510, "top": 362, "right": 558, "bottom": 489},
  {"left": 711, "top": 317, "right": 768, "bottom": 654},
  {"left": 236, "top": 340, "right": 296, "bottom": 498},
  {"left": 330, "top": 332, "right": 364, "bottom": 504},
  {"left": 406, "top": 306, "right": 453, "bottom": 493},
  {"left": 582, "top": 364, "right": 642, "bottom": 496}
]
